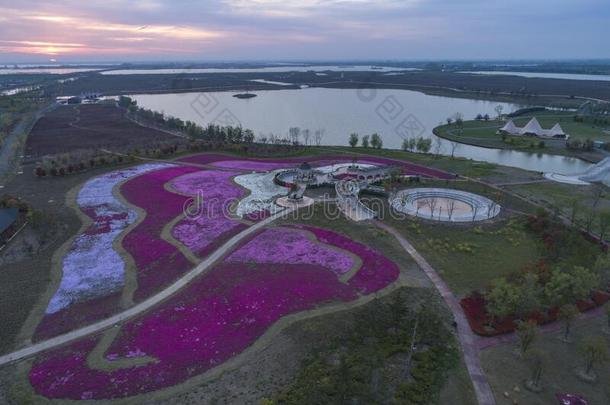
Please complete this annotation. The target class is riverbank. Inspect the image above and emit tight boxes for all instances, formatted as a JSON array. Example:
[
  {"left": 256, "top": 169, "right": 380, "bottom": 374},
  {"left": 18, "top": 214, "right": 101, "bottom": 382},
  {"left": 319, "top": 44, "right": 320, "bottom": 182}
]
[{"left": 433, "top": 111, "right": 608, "bottom": 163}]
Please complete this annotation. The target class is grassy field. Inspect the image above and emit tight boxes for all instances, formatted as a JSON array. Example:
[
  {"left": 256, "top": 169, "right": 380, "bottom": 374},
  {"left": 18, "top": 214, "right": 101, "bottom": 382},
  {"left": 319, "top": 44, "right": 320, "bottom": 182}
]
[
  {"left": 481, "top": 315, "right": 610, "bottom": 405},
  {"left": 434, "top": 111, "right": 608, "bottom": 161},
  {"left": 506, "top": 181, "right": 610, "bottom": 243},
  {"left": 380, "top": 214, "right": 541, "bottom": 296}
]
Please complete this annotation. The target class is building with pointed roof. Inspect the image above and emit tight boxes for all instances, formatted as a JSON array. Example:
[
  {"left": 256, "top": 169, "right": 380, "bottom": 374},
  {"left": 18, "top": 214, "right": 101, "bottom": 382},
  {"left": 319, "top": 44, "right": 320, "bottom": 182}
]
[{"left": 498, "top": 118, "right": 568, "bottom": 139}]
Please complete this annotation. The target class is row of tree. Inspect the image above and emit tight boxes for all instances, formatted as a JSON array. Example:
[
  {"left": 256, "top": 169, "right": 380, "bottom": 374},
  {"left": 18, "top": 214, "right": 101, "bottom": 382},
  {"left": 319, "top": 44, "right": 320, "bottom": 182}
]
[
  {"left": 120, "top": 96, "right": 326, "bottom": 148},
  {"left": 348, "top": 133, "right": 383, "bottom": 149}
]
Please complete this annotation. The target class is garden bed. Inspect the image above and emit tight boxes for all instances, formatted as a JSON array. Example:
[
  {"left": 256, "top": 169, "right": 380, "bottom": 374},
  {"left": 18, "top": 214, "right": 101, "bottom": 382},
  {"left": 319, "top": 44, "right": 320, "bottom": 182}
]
[{"left": 29, "top": 225, "right": 400, "bottom": 400}]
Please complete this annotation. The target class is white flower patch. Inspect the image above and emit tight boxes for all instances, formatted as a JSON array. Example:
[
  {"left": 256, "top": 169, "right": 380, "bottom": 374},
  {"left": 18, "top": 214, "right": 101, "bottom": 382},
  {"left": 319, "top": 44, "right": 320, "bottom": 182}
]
[{"left": 46, "top": 163, "right": 174, "bottom": 314}]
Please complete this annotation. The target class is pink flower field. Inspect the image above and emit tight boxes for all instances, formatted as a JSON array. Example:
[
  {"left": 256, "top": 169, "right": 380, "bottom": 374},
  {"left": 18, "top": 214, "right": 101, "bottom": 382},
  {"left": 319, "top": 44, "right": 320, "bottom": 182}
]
[
  {"left": 120, "top": 166, "right": 200, "bottom": 301},
  {"left": 169, "top": 170, "right": 249, "bottom": 257},
  {"left": 227, "top": 227, "right": 356, "bottom": 275},
  {"left": 29, "top": 225, "right": 400, "bottom": 400}
]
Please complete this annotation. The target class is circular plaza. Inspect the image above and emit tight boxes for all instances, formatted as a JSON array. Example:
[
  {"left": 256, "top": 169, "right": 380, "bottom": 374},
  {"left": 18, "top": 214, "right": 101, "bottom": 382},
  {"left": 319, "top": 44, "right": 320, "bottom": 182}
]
[{"left": 391, "top": 188, "right": 501, "bottom": 222}]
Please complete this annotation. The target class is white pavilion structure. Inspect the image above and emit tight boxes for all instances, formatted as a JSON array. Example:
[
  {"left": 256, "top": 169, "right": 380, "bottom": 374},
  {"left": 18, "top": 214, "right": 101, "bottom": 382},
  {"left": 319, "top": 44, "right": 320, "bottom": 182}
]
[{"left": 498, "top": 117, "right": 568, "bottom": 139}]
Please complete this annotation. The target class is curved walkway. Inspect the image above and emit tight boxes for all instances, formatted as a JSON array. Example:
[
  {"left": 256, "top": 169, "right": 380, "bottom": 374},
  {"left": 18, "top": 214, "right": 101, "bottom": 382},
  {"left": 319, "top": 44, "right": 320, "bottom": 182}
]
[
  {"left": 374, "top": 220, "right": 496, "bottom": 405},
  {"left": 0, "top": 207, "right": 295, "bottom": 368}
]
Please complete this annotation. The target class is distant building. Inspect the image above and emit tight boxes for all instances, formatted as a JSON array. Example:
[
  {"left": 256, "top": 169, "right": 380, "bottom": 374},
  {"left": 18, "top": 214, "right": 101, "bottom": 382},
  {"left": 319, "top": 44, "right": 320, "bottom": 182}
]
[{"left": 498, "top": 117, "right": 569, "bottom": 139}]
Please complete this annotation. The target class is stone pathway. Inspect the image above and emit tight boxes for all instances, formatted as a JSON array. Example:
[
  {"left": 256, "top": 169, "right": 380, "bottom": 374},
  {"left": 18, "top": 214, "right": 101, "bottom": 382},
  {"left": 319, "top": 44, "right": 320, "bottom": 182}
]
[
  {"left": 0, "top": 207, "right": 295, "bottom": 368},
  {"left": 374, "top": 220, "right": 496, "bottom": 405}
]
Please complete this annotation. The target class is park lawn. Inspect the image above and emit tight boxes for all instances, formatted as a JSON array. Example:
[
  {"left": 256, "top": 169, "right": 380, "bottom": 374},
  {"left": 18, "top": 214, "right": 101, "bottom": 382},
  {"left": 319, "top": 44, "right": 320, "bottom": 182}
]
[
  {"left": 434, "top": 111, "right": 608, "bottom": 161},
  {"left": 506, "top": 182, "right": 610, "bottom": 243},
  {"left": 480, "top": 315, "right": 610, "bottom": 405},
  {"left": 380, "top": 213, "right": 542, "bottom": 296}
]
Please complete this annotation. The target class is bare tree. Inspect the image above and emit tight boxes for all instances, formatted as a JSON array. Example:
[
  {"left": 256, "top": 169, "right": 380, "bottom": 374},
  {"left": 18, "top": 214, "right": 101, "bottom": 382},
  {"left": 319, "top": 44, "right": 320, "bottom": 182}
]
[
  {"left": 449, "top": 140, "right": 459, "bottom": 158},
  {"left": 433, "top": 136, "right": 443, "bottom": 158},
  {"left": 447, "top": 199, "right": 457, "bottom": 221},
  {"left": 495, "top": 105, "right": 504, "bottom": 119},
  {"left": 289, "top": 127, "right": 301, "bottom": 145},
  {"left": 302, "top": 129, "right": 311, "bottom": 146},
  {"left": 314, "top": 129, "right": 324, "bottom": 146},
  {"left": 425, "top": 197, "right": 438, "bottom": 219}
]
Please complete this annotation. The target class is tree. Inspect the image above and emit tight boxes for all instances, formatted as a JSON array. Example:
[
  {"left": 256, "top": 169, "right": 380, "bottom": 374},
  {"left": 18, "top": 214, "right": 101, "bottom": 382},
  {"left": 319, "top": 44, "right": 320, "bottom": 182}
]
[
  {"left": 525, "top": 349, "right": 548, "bottom": 391},
  {"left": 314, "top": 129, "right": 324, "bottom": 146},
  {"left": 449, "top": 140, "right": 459, "bottom": 158},
  {"left": 516, "top": 320, "right": 539, "bottom": 357},
  {"left": 453, "top": 112, "right": 464, "bottom": 134},
  {"left": 598, "top": 210, "right": 610, "bottom": 242},
  {"left": 516, "top": 273, "right": 542, "bottom": 317},
  {"left": 578, "top": 335, "right": 608, "bottom": 379},
  {"left": 446, "top": 117, "right": 453, "bottom": 125},
  {"left": 593, "top": 254, "right": 610, "bottom": 288},
  {"left": 486, "top": 278, "right": 520, "bottom": 320},
  {"left": 544, "top": 266, "right": 599, "bottom": 307},
  {"left": 370, "top": 133, "right": 383, "bottom": 149},
  {"left": 558, "top": 304, "right": 579, "bottom": 342},
  {"left": 416, "top": 137, "right": 431, "bottom": 153},
  {"left": 433, "top": 136, "right": 443, "bottom": 157},
  {"left": 289, "top": 127, "right": 301, "bottom": 145},
  {"left": 495, "top": 105, "right": 504, "bottom": 119},
  {"left": 570, "top": 198, "right": 579, "bottom": 225},
  {"left": 401, "top": 138, "right": 409, "bottom": 151},
  {"left": 349, "top": 133, "right": 359, "bottom": 148},
  {"left": 361, "top": 135, "right": 370, "bottom": 148}
]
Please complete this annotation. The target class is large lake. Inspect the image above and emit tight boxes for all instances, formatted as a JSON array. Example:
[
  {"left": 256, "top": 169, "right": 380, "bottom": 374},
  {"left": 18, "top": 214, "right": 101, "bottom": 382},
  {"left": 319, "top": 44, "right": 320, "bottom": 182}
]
[{"left": 130, "top": 88, "right": 592, "bottom": 175}]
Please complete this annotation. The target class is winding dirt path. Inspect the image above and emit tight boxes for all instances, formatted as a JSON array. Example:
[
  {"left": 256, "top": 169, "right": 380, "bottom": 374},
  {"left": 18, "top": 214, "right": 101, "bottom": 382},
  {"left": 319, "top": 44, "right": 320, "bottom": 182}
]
[
  {"left": 0, "top": 206, "right": 296, "bottom": 368},
  {"left": 374, "top": 220, "right": 497, "bottom": 405}
]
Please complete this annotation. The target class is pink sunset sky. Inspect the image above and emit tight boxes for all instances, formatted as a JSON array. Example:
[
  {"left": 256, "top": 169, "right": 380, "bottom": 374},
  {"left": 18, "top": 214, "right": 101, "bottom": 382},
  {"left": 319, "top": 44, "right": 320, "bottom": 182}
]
[{"left": 0, "top": 0, "right": 608, "bottom": 63}]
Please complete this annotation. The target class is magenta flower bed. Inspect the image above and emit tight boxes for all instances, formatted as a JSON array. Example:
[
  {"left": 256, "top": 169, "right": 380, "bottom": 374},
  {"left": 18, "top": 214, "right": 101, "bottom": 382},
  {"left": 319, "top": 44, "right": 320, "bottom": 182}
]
[
  {"left": 227, "top": 227, "right": 355, "bottom": 276},
  {"left": 33, "top": 293, "right": 123, "bottom": 342},
  {"left": 120, "top": 166, "right": 200, "bottom": 300},
  {"left": 29, "top": 225, "right": 400, "bottom": 400},
  {"left": 169, "top": 170, "right": 248, "bottom": 257},
  {"left": 211, "top": 160, "right": 298, "bottom": 171},
  {"left": 30, "top": 263, "right": 358, "bottom": 400},
  {"left": 289, "top": 224, "right": 400, "bottom": 294}
]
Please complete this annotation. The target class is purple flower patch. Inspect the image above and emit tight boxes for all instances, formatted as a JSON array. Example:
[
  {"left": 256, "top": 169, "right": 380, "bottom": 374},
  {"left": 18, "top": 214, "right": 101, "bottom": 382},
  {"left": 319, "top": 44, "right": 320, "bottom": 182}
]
[
  {"left": 169, "top": 170, "right": 249, "bottom": 257},
  {"left": 288, "top": 224, "right": 400, "bottom": 294},
  {"left": 227, "top": 227, "right": 355, "bottom": 276}
]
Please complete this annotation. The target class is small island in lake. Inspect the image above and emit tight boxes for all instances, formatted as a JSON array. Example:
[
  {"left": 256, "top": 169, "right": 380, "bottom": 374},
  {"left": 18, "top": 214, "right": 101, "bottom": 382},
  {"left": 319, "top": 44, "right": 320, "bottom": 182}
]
[{"left": 233, "top": 92, "right": 257, "bottom": 99}]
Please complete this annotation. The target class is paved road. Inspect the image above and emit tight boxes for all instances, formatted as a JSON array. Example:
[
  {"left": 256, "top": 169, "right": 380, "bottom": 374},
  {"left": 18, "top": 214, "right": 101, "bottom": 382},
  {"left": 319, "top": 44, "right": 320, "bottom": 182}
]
[
  {"left": 374, "top": 220, "right": 497, "bottom": 405},
  {"left": 0, "top": 104, "right": 55, "bottom": 185},
  {"left": 0, "top": 207, "right": 295, "bottom": 367}
]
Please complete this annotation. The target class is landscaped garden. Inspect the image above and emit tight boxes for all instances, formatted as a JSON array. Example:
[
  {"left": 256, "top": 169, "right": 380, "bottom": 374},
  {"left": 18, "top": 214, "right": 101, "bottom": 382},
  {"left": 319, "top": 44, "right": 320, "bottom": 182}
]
[{"left": 27, "top": 225, "right": 402, "bottom": 400}]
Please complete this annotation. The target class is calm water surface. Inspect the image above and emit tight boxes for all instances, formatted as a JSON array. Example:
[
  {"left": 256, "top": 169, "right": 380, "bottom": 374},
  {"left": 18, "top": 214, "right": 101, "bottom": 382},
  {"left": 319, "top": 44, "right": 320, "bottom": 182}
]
[{"left": 131, "top": 88, "right": 592, "bottom": 175}]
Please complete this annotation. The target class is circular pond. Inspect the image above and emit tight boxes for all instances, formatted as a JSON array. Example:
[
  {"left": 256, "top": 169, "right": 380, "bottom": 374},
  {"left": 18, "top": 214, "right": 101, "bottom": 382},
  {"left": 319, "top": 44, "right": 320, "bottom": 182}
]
[{"left": 391, "top": 188, "right": 501, "bottom": 222}]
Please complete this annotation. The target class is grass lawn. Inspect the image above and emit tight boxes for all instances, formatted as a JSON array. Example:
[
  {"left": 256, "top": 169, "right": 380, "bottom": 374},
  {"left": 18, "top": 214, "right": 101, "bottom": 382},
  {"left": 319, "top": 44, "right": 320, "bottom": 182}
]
[
  {"left": 373, "top": 190, "right": 541, "bottom": 297},
  {"left": 506, "top": 182, "right": 610, "bottom": 243},
  {"left": 434, "top": 111, "right": 608, "bottom": 161},
  {"left": 481, "top": 315, "right": 610, "bottom": 405}
]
